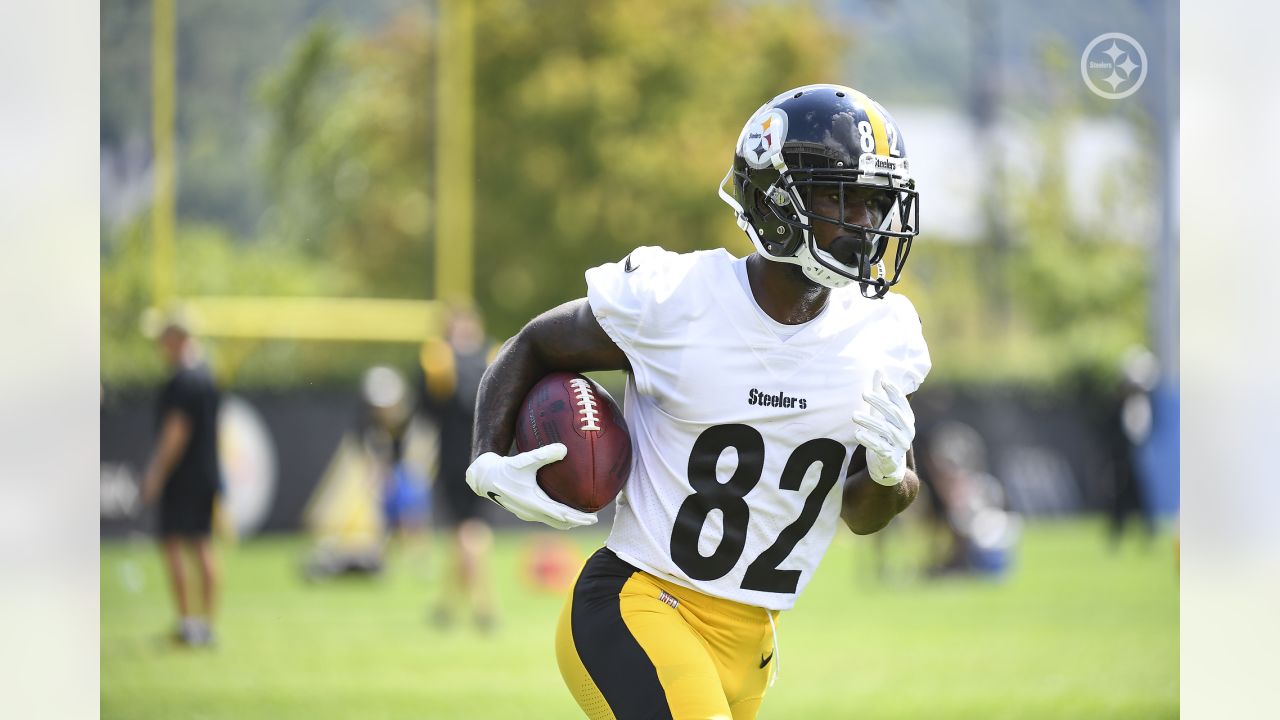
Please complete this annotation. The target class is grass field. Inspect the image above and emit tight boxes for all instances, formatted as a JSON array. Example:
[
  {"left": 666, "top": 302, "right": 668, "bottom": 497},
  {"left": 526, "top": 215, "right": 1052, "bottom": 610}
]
[{"left": 102, "top": 518, "right": 1178, "bottom": 719}]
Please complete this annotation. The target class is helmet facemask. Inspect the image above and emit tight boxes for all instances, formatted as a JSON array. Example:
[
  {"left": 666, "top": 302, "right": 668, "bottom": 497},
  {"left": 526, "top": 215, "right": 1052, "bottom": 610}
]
[{"left": 720, "top": 150, "right": 919, "bottom": 297}]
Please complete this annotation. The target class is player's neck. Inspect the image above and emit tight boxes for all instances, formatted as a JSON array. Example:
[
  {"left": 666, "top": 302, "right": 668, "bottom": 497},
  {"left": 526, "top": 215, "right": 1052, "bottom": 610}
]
[{"left": 745, "top": 253, "right": 830, "bottom": 325}]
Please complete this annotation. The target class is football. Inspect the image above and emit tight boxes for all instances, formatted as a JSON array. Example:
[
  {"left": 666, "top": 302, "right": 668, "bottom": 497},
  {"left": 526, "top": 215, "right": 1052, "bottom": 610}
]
[{"left": 514, "top": 372, "right": 632, "bottom": 513}]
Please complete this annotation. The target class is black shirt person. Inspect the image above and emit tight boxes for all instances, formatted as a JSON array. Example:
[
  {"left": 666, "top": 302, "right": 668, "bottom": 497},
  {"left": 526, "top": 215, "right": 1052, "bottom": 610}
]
[
  {"left": 141, "top": 319, "right": 222, "bottom": 647},
  {"left": 418, "top": 307, "right": 499, "bottom": 629}
]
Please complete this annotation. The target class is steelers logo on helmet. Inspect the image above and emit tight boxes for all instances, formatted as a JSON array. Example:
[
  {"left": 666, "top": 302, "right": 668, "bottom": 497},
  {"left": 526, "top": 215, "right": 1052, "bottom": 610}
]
[{"left": 739, "top": 109, "right": 788, "bottom": 170}]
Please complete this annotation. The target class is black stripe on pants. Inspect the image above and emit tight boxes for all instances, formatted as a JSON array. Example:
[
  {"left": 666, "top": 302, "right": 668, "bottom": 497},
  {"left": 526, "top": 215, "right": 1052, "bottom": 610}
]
[{"left": 571, "top": 548, "right": 673, "bottom": 720}]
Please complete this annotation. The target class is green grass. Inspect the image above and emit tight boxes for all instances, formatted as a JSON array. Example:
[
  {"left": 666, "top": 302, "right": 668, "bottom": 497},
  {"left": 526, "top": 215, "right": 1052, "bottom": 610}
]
[{"left": 102, "top": 519, "right": 1178, "bottom": 719}]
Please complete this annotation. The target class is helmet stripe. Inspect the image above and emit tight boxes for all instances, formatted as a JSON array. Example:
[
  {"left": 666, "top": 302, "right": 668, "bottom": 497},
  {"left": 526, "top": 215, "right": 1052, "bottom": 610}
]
[{"left": 851, "top": 90, "right": 889, "bottom": 156}]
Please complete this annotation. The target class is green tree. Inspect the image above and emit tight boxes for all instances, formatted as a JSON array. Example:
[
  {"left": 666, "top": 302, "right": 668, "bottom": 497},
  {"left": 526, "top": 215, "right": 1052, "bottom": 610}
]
[
  {"left": 261, "top": 0, "right": 843, "bottom": 336},
  {"left": 1003, "top": 134, "right": 1150, "bottom": 382},
  {"left": 261, "top": 15, "right": 436, "bottom": 298},
  {"left": 100, "top": 219, "right": 356, "bottom": 387},
  {"left": 899, "top": 38, "right": 1152, "bottom": 386},
  {"left": 1002, "top": 41, "right": 1151, "bottom": 384},
  {"left": 472, "top": 1, "right": 841, "bottom": 335},
  {"left": 101, "top": 0, "right": 422, "bottom": 238}
]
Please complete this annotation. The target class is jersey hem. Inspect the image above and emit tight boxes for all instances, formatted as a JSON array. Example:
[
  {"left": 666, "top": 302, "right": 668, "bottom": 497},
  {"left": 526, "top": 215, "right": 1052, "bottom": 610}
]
[{"left": 606, "top": 544, "right": 797, "bottom": 612}]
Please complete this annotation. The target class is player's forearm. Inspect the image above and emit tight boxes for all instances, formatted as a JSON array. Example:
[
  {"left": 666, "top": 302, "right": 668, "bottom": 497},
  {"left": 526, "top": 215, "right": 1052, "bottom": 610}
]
[
  {"left": 470, "top": 300, "right": 631, "bottom": 462},
  {"left": 841, "top": 469, "right": 919, "bottom": 535},
  {"left": 143, "top": 452, "right": 174, "bottom": 498},
  {"left": 470, "top": 330, "right": 548, "bottom": 461},
  {"left": 147, "top": 443, "right": 181, "bottom": 483},
  {"left": 142, "top": 415, "right": 190, "bottom": 502}
]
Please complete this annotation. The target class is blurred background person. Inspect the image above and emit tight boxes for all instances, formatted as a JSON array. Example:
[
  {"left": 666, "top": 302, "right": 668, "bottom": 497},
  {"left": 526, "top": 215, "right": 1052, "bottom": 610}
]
[
  {"left": 300, "top": 369, "right": 401, "bottom": 580},
  {"left": 140, "top": 316, "right": 221, "bottom": 647},
  {"left": 918, "top": 420, "right": 1021, "bottom": 578},
  {"left": 1104, "top": 347, "right": 1160, "bottom": 548},
  {"left": 419, "top": 307, "right": 498, "bottom": 631},
  {"left": 362, "top": 366, "right": 432, "bottom": 546}
]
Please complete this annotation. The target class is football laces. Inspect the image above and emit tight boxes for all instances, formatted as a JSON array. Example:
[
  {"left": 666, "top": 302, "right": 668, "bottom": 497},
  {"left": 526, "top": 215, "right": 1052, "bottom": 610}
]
[{"left": 568, "top": 378, "right": 601, "bottom": 432}]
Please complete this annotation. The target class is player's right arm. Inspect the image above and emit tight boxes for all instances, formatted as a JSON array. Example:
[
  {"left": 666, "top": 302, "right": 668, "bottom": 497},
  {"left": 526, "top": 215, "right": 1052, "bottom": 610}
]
[{"left": 464, "top": 298, "right": 629, "bottom": 530}]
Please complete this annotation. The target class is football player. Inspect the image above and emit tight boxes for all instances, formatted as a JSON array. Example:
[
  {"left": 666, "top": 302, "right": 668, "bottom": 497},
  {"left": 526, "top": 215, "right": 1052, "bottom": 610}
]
[{"left": 466, "top": 84, "right": 929, "bottom": 720}]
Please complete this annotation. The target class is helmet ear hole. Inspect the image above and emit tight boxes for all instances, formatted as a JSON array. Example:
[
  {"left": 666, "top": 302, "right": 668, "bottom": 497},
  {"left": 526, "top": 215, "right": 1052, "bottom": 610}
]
[
  {"left": 742, "top": 181, "right": 801, "bottom": 257},
  {"left": 752, "top": 187, "right": 770, "bottom": 217}
]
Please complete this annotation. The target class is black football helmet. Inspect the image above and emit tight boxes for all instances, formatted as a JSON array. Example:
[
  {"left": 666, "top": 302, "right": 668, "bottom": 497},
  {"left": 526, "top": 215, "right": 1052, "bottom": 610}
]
[{"left": 718, "top": 84, "right": 919, "bottom": 297}]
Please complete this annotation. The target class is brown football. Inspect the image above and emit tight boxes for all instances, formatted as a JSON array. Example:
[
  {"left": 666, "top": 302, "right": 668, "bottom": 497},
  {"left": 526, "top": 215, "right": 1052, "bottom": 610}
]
[{"left": 514, "top": 372, "right": 632, "bottom": 513}]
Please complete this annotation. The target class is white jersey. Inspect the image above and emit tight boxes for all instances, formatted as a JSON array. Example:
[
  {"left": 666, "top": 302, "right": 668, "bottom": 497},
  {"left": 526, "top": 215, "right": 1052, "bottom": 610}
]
[{"left": 586, "top": 246, "right": 931, "bottom": 610}]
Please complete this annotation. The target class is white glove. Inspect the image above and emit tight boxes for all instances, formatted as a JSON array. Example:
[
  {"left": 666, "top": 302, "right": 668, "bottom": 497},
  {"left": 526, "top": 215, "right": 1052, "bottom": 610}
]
[
  {"left": 465, "top": 443, "right": 598, "bottom": 530},
  {"left": 852, "top": 371, "right": 919, "bottom": 486}
]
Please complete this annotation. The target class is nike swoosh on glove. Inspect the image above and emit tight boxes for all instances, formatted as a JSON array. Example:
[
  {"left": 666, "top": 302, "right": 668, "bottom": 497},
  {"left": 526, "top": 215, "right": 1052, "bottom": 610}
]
[
  {"left": 465, "top": 443, "right": 598, "bottom": 530},
  {"left": 852, "top": 370, "right": 919, "bottom": 486}
]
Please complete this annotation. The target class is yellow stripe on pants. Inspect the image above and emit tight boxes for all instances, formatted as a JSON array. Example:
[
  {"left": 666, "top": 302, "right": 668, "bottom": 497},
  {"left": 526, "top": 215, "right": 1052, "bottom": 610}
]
[
  {"left": 619, "top": 575, "right": 734, "bottom": 720},
  {"left": 556, "top": 557, "right": 775, "bottom": 720}
]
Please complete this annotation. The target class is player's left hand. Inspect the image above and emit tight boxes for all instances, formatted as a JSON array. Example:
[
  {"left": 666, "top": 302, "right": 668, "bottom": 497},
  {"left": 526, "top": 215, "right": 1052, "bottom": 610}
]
[{"left": 853, "top": 370, "right": 918, "bottom": 486}]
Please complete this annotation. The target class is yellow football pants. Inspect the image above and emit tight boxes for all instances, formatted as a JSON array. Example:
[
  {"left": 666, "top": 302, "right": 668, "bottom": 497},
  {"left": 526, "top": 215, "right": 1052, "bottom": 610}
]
[{"left": 555, "top": 547, "right": 778, "bottom": 720}]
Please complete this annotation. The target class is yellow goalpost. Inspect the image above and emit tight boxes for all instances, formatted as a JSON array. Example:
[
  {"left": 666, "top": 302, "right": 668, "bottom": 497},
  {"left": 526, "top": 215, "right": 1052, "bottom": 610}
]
[{"left": 148, "top": 0, "right": 475, "bottom": 346}]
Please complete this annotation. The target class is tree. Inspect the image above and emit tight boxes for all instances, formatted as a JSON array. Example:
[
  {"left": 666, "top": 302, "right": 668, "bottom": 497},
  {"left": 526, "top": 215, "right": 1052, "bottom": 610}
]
[
  {"left": 1001, "top": 40, "right": 1151, "bottom": 384},
  {"left": 261, "top": 0, "right": 843, "bottom": 335},
  {"left": 471, "top": 1, "right": 841, "bottom": 335},
  {"left": 896, "top": 38, "right": 1152, "bottom": 387},
  {"left": 100, "top": 219, "right": 356, "bottom": 388}
]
